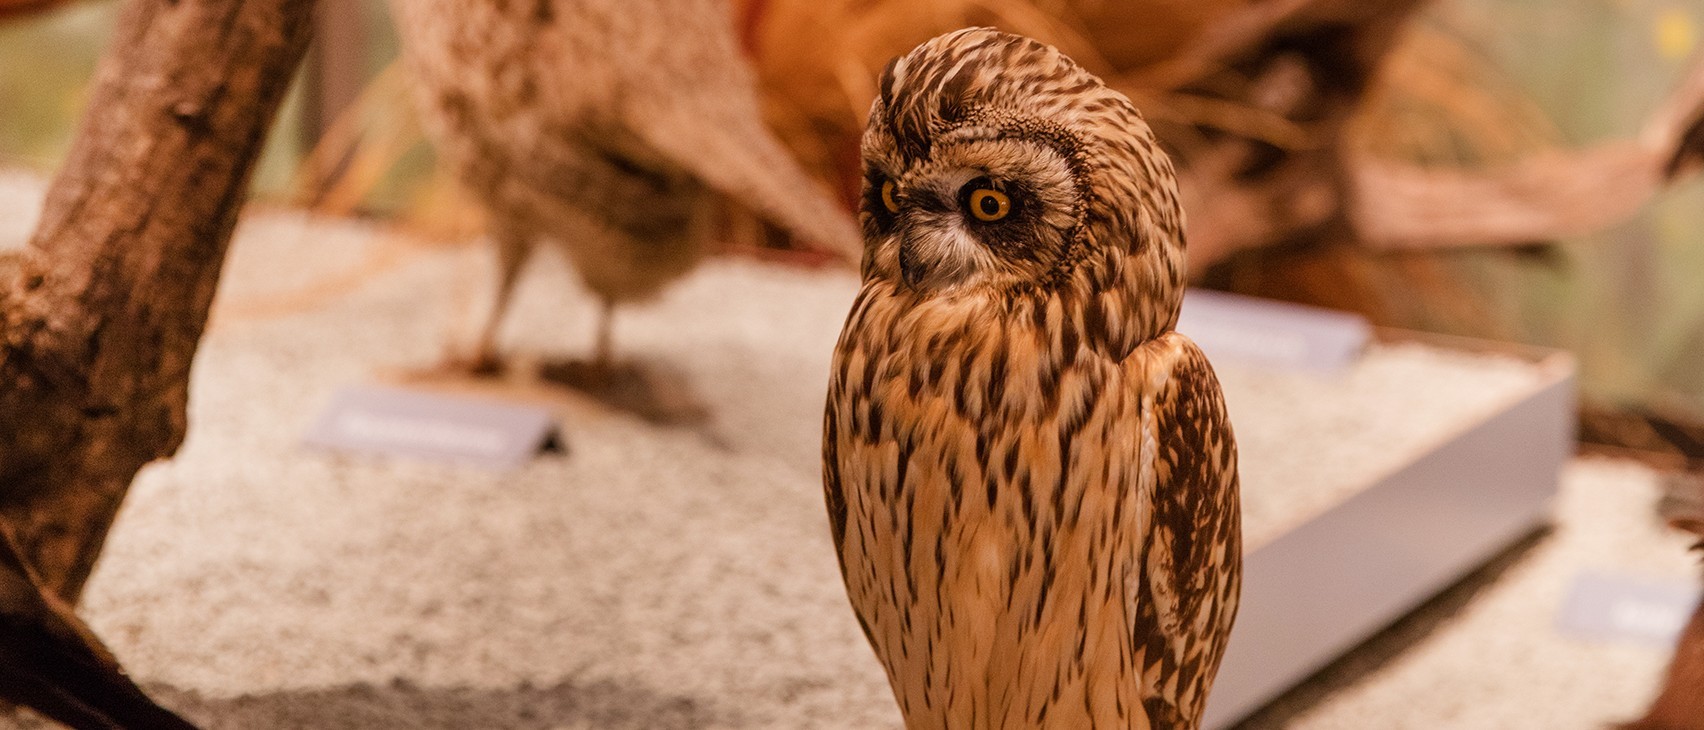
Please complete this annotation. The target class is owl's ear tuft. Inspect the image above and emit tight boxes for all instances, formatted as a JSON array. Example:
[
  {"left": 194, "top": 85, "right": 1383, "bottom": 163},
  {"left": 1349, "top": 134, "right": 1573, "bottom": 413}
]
[
  {"left": 878, "top": 56, "right": 930, "bottom": 160},
  {"left": 878, "top": 58, "right": 902, "bottom": 112},
  {"left": 936, "top": 68, "right": 974, "bottom": 125}
]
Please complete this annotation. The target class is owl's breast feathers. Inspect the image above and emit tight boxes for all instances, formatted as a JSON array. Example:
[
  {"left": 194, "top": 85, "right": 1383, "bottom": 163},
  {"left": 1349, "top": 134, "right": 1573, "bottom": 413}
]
[{"left": 823, "top": 284, "right": 1240, "bottom": 728}]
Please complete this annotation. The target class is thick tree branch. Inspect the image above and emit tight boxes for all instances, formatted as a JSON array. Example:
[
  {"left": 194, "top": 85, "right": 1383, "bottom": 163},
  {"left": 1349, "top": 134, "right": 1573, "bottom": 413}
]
[
  {"left": 0, "top": 0, "right": 317, "bottom": 603},
  {"left": 1349, "top": 143, "right": 1661, "bottom": 249},
  {"left": 0, "top": 0, "right": 73, "bottom": 20},
  {"left": 0, "top": 522, "right": 197, "bottom": 728}
]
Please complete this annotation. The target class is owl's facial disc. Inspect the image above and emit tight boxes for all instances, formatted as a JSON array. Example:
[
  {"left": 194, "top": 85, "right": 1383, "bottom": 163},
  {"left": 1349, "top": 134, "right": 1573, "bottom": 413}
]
[
  {"left": 886, "top": 169, "right": 1000, "bottom": 291},
  {"left": 862, "top": 130, "right": 1080, "bottom": 295}
]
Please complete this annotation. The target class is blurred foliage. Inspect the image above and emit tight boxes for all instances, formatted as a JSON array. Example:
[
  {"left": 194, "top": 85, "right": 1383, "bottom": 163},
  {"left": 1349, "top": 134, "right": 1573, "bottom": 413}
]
[
  {"left": 2, "top": 0, "right": 1704, "bottom": 418},
  {"left": 1412, "top": 0, "right": 1704, "bottom": 416},
  {"left": 0, "top": 2, "right": 109, "bottom": 169},
  {"left": 0, "top": 0, "right": 315, "bottom": 204},
  {"left": 317, "top": 0, "right": 447, "bottom": 216}
]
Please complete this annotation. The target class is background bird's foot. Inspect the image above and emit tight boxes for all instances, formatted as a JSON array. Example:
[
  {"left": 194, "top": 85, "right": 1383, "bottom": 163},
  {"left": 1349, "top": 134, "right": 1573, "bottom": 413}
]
[
  {"left": 539, "top": 358, "right": 708, "bottom": 427},
  {"left": 434, "top": 347, "right": 508, "bottom": 378}
]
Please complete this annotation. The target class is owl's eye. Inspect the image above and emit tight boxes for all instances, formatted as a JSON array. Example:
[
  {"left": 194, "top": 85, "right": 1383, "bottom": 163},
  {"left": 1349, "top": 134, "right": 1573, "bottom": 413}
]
[
  {"left": 880, "top": 180, "right": 901, "bottom": 214},
  {"left": 965, "top": 187, "right": 1011, "bottom": 222}
]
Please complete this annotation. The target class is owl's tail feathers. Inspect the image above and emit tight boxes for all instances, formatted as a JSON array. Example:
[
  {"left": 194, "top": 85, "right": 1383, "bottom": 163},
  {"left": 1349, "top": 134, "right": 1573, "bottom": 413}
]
[
  {"left": 631, "top": 113, "right": 861, "bottom": 261},
  {"left": 0, "top": 527, "right": 199, "bottom": 729}
]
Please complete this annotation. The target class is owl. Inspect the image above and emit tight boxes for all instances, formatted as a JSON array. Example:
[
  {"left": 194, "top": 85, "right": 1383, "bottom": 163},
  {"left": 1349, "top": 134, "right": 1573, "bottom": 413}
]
[
  {"left": 822, "top": 28, "right": 1241, "bottom": 729},
  {"left": 389, "top": 0, "right": 858, "bottom": 375}
]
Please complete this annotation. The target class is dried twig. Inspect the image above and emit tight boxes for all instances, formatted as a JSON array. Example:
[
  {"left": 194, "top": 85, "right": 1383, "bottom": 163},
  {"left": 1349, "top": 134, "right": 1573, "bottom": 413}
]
[{"left": 1351, "top": 54, "right": 1704, "bottom": 251}]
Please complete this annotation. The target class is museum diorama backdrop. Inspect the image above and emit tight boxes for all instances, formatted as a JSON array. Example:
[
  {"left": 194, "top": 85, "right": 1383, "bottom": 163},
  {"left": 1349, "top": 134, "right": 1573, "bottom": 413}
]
[{"left": 1, "top": 1, "right": 1703, "bottom": 729}]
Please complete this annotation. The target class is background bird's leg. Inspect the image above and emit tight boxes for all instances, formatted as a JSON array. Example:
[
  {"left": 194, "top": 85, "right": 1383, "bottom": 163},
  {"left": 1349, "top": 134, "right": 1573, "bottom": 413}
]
[
  {"left": 538, "top": 290, "right": 709, "bottom": 428},
  {"left": 592, "top": 293, "right": 616, "bottom": 374},
  {"left": 454, "top": 225, "right": 530, "bottom": 375}
]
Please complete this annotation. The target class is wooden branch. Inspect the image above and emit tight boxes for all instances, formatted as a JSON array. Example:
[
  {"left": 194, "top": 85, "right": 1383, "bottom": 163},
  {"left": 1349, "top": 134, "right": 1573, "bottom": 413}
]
[
  {"left": 1666, "top": 108, "right": 1704, "bottom": 180},
  {"left": 1350, "top": 54, "right": 1704, "bottom": 251},
  {"left": 0, "top": 523, "right": 196, "bottom": 728},
  {"left": 1177, "top": 142, "right": 1341, "bottom": 267},
  {"left": 1156, "top": 0, "right": 1431, "bottom": 268},
  {"left": 1660, "top": 57, "right": 1704, "bottom": 180},
  {"left": 1134, "top": 0, "right": 1430, "bottom": 92},
  {"left": 1349, "top": 142, "right": 1661, "bottom": 249},
  {"left": 1620, "top": 472, "right": 1704, "bottom": 730},
  {"left": 0, "top": 0, "right": 317, "bottom": 603},
  {"left": 0, "top": 0, "right": 74, "bottom": 20}
]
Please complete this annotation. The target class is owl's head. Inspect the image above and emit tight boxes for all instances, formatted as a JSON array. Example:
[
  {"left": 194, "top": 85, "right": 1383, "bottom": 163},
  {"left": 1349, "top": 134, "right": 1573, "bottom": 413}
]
[{"left": 859, "top": 28, "right": 1186, "bottom": 347}]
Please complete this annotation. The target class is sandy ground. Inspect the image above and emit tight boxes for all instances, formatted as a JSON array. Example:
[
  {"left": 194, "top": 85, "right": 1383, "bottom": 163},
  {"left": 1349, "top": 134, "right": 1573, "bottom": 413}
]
[{"left": 0, "top": 169, "right": 1697, "bottom": 728}]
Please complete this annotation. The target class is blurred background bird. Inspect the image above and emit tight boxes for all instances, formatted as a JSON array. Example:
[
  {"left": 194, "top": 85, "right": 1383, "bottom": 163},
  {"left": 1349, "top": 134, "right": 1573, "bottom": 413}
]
[{"left": 387, "top": 0, "right": 859, "bottom": 404}]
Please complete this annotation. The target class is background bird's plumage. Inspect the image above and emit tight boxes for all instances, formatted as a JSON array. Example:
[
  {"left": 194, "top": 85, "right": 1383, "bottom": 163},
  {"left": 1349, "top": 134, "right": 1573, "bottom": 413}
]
[
  {"left": 388, "top": 0, "right": 858, "bottom": 364},
  {"left": 825, "top": 28, "right": 1239, "bottom": 728}
]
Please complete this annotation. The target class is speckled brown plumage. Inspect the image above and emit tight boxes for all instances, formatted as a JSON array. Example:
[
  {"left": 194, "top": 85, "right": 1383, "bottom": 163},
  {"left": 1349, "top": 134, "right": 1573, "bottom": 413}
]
[
  {"left": 388, "top": 0, "right": 858, "bottom": 368},
  {"left": 823, "top": 28, "right": 1241, "bottom": 729}
]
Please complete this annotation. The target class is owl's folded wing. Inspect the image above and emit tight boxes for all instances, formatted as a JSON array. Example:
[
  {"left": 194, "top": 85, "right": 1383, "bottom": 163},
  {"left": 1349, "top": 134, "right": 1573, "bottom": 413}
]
[{"left": 1133, "top": 334, "right": 1242, "bottom": 727}]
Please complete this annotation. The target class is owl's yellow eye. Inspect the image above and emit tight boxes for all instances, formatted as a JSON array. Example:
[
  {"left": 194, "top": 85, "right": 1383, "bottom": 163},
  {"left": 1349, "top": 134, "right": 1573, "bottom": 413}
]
[
  {"left": 880, "top": 180, "right": 901, "bottom": 214},
  {"left": 967, "top": 188, "right": 1011, "bottom": 222}
]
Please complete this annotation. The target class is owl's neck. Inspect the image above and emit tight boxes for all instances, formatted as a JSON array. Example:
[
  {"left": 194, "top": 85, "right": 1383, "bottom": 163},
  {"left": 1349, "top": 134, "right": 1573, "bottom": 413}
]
[
  {"left": 851, "top": 265, "right": 1177, "bottom": 382},
  {"left": 1062, "top": 253, "right": 1179, "bottom": 361}
]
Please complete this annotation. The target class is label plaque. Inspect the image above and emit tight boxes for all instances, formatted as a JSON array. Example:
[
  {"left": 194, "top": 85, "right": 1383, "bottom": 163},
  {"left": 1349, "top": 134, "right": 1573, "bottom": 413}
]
[
  {"left": 1177, "top": 289, "right": 1373, "bottom": 372},
  {"left": 303, "top": 385, "right": 560, "bottom": 468}
]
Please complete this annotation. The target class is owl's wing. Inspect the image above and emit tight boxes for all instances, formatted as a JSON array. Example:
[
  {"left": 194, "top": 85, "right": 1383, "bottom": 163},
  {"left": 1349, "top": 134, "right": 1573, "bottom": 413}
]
[
  {"left": 614, "top": 6, "right": 861, "bottom": 258},
  {"left": 1133, "top": 333, "right": 1242, "bottom": 727}
]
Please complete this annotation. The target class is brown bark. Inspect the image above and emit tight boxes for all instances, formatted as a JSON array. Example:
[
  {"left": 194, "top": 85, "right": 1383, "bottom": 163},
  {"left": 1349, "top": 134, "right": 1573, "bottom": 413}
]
[
  {"left": 1623, "top": 596, "right": 1704, "bottom": 730},
  {"left": 0, "top": 0, "right": 317, "bottom": 604},
  {"left": 0, "top": 522, "right": 196, "bottom": 728},
  {"left": 0, "top": 0, "right": 74, "bottom": 20}
]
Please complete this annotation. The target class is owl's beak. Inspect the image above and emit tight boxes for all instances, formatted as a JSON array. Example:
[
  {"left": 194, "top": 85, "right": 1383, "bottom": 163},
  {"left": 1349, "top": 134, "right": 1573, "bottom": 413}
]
[
  {"left": 895, "top": 213, "right": 944, "bottom": 291},
  {"left": 898, "top": 237, "right": 928, "bottom": 290},
  {"left": 894, "top": 214, "right": 970, "bottom": 292}
]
